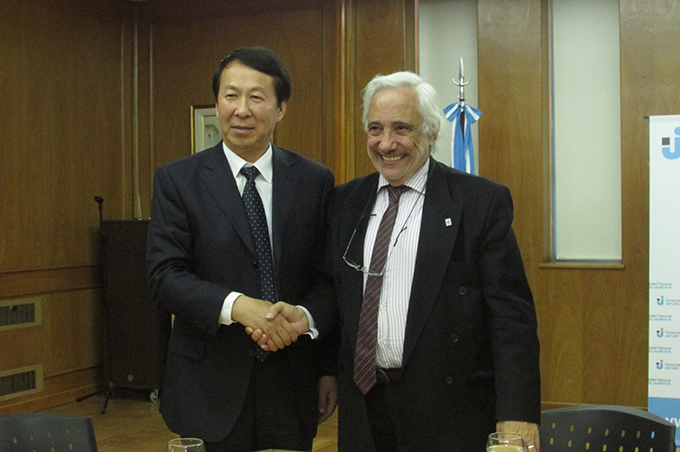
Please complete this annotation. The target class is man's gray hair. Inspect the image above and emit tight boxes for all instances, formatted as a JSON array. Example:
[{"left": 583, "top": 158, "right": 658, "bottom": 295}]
[{"left": 362, "top": 71, "right": 442, "bottom": 139}]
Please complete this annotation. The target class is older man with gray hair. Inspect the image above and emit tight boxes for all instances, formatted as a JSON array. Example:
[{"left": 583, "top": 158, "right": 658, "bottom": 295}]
[{"left": 255, "top": 71, "right": 541, "bottom": 451}]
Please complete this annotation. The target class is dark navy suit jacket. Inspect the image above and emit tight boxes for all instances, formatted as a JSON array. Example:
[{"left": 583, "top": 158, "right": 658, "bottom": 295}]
[{"left": 147, "top": 144, "right": 334, "bottom": 442}]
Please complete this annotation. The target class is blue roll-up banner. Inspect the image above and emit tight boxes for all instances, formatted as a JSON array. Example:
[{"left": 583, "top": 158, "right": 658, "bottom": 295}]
[{"left": 648, "top": 115, "right": 680, "bottom": 443}]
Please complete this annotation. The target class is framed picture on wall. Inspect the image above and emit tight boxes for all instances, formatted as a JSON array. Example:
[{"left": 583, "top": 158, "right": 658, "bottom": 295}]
[{"left": 191, "top": 105, "right": 222, "bottom": 153}]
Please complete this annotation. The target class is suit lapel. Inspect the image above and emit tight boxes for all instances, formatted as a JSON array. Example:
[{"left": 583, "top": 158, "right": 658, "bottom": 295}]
[
  {"left": 402, "top": 160, "right": 462, "bottom": 367},
  {"left": 198, "top": 145, "right": 255, "bottom": 255}
]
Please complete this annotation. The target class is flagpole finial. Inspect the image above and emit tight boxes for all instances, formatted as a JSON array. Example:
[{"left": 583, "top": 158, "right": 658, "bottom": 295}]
[{"left": 452, "top": 57, "right": 470, "bottom": 102}]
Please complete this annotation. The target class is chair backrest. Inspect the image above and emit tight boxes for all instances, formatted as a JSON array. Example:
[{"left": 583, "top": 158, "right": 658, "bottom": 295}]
[
  {"left": 540, "top": 405, "right": 676, "bottom": 452},
  {"left": 0, "top": 413, "right": 98, "bottom": 452}
]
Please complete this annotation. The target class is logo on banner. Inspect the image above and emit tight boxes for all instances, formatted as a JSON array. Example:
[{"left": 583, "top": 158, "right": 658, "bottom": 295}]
[
  {"left": 655, "top": 360, "right": 680, "bottom": 370},
  {"left": 655, "top": 296, "right": 680, "bottom": 307},
  {"left": 651, "top": 314, "right": 673, "bottom": 322},
  {"left": 648, "top": 116, "right": 680, "bottom": 445},
  {"left": 650, "top": 345, "right": 672, "bottom": 354},
  {"left": 661, "top": 127, "right": 680, "bottom": 160},
  {"left": 651, "top": 282, "right": 673, "bottom": 290}
]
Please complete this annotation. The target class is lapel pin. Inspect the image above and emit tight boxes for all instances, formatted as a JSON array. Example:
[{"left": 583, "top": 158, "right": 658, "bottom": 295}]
[{"left": 445, "top": 218, "right": 452, "bottom": 227}]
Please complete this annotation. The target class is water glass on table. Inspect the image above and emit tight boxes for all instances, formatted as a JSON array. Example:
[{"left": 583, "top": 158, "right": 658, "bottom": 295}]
[
  {"left": 167, "top": 438, "right": 206, "bottom": 452},
  {"left": 486, "top": 432, "right": 527, "bottom": 452}
]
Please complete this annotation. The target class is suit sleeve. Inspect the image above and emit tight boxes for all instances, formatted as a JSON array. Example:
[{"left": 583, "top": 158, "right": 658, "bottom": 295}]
[
  {"left": 300, "top": 181, "right": 343, "bottom": 331},
  {"left": 146, "top": 165, "right": 228, "bottom": 336},
  {"left": 298, "top": 179, "right": 340, "bottom": 376},
  {"left": 479, "top": 185, "right": 541, "bottom": 424}
]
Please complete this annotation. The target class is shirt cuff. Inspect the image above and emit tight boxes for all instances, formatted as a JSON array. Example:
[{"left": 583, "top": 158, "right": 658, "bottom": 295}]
[
  {"left": 297, "top": 305, "right": 319, "bottom": 339},
  {"left": 219, "top": 292, "right": 243, "bottom": 325}
]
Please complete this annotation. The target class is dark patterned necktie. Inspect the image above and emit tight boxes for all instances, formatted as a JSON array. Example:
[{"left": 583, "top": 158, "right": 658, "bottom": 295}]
[
  {"left": 240, "top": 166, "right": 276, "bottom": 361},
  {"left": 353, "top": 185, "right": 407, "bottom": 394}
]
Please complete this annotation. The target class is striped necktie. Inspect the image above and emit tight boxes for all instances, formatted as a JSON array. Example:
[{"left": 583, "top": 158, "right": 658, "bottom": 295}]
[{"left": 353, "top": 185, "right": 407, "bottom": 394}]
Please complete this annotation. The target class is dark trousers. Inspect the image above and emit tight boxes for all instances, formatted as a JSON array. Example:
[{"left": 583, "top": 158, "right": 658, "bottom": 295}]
[
  {"left": 364, "top": 382, "right": 403, "bottom": 452},
  {"left": 205, "top": 350, "right": 313, "bottom": 452},
  {"left": 364, "top": 380, "right": 491, "bottom": 452}
]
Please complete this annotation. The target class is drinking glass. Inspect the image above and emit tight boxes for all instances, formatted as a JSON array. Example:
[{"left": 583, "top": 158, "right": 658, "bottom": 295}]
[
  {"left": 167, "top": 438, "right": 206, "bottom": 452},
  {"left": 486, "top": 432, "right": 527, "bottom": 452}
]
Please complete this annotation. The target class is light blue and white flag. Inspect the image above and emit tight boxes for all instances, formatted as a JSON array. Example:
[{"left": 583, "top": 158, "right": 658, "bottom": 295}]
[{"left": 443, "top": 102, "right": 482, "bottom": 174}]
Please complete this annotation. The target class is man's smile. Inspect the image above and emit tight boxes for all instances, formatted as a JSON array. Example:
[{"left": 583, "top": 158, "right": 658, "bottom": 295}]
[{"left": 380, "top": 154, "right": 404, "bottom": 162}]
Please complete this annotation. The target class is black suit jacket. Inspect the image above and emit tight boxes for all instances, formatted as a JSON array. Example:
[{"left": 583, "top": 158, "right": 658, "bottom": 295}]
[
  {"left": 309, "top": 158, "right": 540, "bottom": 451},
  {"left": 146, "top": 144, "right": 334, "bottom": 442}
]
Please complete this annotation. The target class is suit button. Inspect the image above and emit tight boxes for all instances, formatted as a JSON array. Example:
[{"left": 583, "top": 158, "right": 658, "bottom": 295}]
[
  {"left": 450, "top": 333, "right": 459, "bottom": 343},
  {"left": 445, "top": 376, "right": 454, "bottom": 385},
  {"left": 458, "top": 286, "right": 467, "bottom": 295},
  {"left": 252, "top": 260, "right": 258, "bottom": 269}
]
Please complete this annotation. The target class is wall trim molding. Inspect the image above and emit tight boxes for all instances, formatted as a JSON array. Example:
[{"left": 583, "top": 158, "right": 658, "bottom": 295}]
[{"left": 0, "top": 265, "right": 101, "bottom": 299}]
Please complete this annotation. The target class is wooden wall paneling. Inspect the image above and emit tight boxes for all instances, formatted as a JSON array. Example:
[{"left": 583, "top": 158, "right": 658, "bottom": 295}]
[
  {"left": 477, "top": 0, "right": 543, "bottom": 260},
  {"left": 0, "top": 288, "right": 104, "bottom": 414},
  {"left": 131, "top": 4, "right": 152, "bottom": 220},
  {"left": 352, "top": 0, "right": 417, "bottom": 180},
  {"left": 580, "top": 271, "right": 629, "bottom": 404},
  {"left": 42, "top": 291, "right": 103, "bottom": 376},
  {"left": 474, "top": 0, "right": 679, "bottom": 410},
  {"left": 477, "top": 0, "right": 598, "bottom": 409},
  {"left": 0, "top": 0, "right": 27, "bottom": 273},
  {"left": 324, "top": 0, "right": 353, "bottom": 183},
  {"left": 618, "top": 0, "right": 680, "bottom": 406},
  {"left": 0, "top": 0, "right": 129, "bottom": 413},
  {"left": 148, "top": 3, "right": 327, "bottom": 180},
  {"left": 0, "top": 0, "right": 127, "bottom": 271},
  {"left": 540, "top": 0, "right": 553, "bottom": 262},
  {"left": 0, "top": 266, "right": 100, "bottom": 300},
  {"left": 538, "top": 268, "right": 586, "bottom": 407},
  {"left": 1, "top": 365, "right": 102, "bottom": 415},
  {"left": 270, "top": 8, "right": 326, "bottom": 164},
  {"left": 20, "top": 0, "right": 125, "bottom": 20},
  {"left": 141, "top": 0, "right": 325, "bottom": 22},
  {"left": 148, "top": 19, "right": 214, "bottom": 170}
]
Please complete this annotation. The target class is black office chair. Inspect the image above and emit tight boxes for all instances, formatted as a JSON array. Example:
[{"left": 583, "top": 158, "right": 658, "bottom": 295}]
[
  {"left": 539, "top": 404, "right": 676, "bottom": 452},
  {"left": 0, "top": 413, "right": 98, "bottom": 452}
]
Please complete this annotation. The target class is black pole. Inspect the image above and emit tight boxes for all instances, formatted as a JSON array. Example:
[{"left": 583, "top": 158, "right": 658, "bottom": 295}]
[{"left": 94, "top": 196, "right": 103, "bottom": 232}]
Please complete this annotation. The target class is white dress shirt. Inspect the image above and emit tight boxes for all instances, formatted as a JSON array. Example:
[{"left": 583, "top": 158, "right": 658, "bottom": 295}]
[
  {"left": 363, "top": 162, "right": 428, "bottom": 369},
  {"left": 219, "top": 143, "right": 274, "bottom": 326}
]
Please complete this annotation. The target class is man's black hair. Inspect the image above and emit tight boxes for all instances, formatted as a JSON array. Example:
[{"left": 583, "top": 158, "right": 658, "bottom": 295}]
[{"left": 212, "top": 47, "right": 291, "bottom": 106}]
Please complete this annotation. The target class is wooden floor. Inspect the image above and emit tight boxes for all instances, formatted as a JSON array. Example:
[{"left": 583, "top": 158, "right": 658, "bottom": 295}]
[{"left": 46, "top": 393, "right": 338, "bottom": 452}]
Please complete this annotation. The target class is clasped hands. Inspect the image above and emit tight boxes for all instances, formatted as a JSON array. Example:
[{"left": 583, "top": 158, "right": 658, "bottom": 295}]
[
  {"left": 233, "top": 297, "right": 339, "bottom": 424},
  {"left": 232, "top": 296, "right": 308, "bottom": 351}
]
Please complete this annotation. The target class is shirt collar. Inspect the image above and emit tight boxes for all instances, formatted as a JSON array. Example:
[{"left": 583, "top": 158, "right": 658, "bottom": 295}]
[
  {"left": 377, "top": 159, "right": 429, "bottom": 196},
  {"left": 222, "top": 142, "right": 274, "bottom": 183}
]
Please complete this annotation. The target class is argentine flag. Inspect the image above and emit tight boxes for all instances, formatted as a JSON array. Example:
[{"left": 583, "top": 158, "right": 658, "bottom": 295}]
[{"left": 443, "top": 102, "right": 482, "bottom": 174}]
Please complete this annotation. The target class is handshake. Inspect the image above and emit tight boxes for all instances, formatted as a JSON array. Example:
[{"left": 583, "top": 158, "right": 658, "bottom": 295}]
[{"left": 232, "top": 295, "right": 310, "bottom": 352}]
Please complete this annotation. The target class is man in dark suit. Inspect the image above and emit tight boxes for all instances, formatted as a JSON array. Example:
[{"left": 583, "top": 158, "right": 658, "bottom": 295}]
[
  {"left": 147, "top": 47, "right": 336, "bottom": 452},
  {"left": 255, "top": 71, "right": 541, "bottom": 451}
]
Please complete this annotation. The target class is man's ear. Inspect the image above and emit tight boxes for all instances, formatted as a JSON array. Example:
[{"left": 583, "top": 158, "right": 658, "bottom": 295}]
[
  {"left": 276, "top": 100, "right": 287, "bottom": 122},
  {"left": 428, "top": 132, "right": 438, "bottom": 148}
]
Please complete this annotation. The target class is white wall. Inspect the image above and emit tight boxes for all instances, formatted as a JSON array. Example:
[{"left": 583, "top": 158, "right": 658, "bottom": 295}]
[
  {"left": 552, "top": 0, "right": 622, "bottom": 260},
  {"left": 418, "top": 0, "right": 478, "bottom": 169}
]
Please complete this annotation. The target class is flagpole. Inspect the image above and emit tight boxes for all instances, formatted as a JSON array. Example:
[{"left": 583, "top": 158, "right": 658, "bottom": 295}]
[{"left": 454, "top": 57, "right": 468, "bottom": 144}]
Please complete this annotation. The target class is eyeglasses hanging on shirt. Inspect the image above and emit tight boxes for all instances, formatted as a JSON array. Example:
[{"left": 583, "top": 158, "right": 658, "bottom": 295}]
[{"left": 342, "top": 188, "right": 423, "bottom": 277}]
